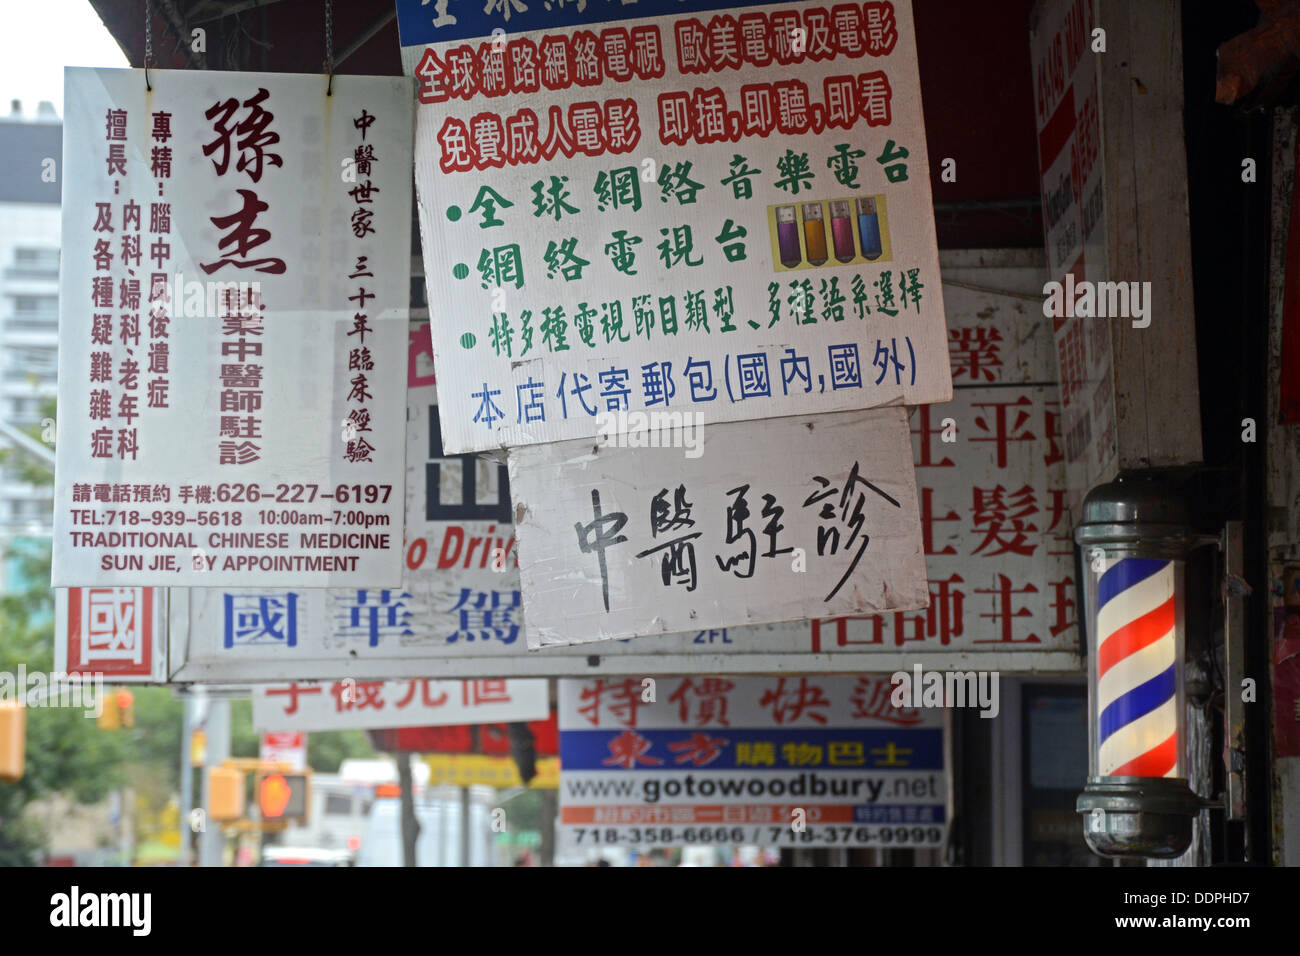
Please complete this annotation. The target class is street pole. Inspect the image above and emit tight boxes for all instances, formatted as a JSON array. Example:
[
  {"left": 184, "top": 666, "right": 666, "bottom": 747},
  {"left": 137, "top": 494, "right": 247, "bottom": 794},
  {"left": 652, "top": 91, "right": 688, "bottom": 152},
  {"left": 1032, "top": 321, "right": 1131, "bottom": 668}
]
[
  {"left": 397, "top": 750, "right": 418, "bottom": 867},
  {"left": 119, "top": 786, "right": 132, "bottom": 865},
  {"left": 179, "top": 695, "right": 192, "bottom": 865},
  {"left": 460, "top": 786, "right": 471, "bottom": 867},
  {"left": 540, "top": 788, "right": 556, "bottom": 867},
  {"left": 199, "top": 698, "right": 230, "bottom": 867}
]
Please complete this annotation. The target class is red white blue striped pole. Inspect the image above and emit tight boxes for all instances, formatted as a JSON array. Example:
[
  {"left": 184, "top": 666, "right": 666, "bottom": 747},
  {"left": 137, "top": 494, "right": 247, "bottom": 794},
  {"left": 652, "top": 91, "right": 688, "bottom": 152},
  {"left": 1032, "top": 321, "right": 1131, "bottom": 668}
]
[
  {"left": 1075, "top": 476, "right": 1206, "bottom": 859},
  {"left": 1095, "top": 557, "right": 1180, "bottom": 777}
]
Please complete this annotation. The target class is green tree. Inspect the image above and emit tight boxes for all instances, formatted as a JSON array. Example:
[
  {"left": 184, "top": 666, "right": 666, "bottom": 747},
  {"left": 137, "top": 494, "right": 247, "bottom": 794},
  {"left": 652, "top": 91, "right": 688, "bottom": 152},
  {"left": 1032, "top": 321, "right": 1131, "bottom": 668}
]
[{"left": 0, "top": 544, "right": 128, "bottom": 865}]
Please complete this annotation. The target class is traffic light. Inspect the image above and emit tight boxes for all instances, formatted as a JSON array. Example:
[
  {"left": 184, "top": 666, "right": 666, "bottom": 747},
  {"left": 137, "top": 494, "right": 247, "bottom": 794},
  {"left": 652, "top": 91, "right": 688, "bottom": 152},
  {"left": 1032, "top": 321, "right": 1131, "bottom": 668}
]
[
  {"left": 256, "top": 770, "right": 311, "bottom": 824},
  {"left": 0, "top": 701, "right": 25, "bottom": 782},
  {"left": 115, "top": 689, "right": 134, "bottom": 729},
  {"left": 208, "top": 766, "right": 246, "bottom": 821},
  {"left": 96, "top": 690, "right": 120, "bottom": 730}
]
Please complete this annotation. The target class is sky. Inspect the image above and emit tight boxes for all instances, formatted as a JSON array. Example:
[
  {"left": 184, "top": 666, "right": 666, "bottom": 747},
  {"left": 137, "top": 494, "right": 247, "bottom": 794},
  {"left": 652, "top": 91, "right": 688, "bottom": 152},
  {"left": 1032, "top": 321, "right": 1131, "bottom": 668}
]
[{"left": 0, "top": 0, "right": 129, "bottom": 119}]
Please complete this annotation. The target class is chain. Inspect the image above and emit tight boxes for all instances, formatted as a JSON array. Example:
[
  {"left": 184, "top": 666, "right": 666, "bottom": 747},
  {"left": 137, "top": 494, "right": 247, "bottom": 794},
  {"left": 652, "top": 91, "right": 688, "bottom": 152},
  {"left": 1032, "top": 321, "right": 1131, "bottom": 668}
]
[
  {"left": 144, "top": 0, "right": 154, "bottom": 89},
  {"left": 325, "top": 0, "right": 334, "bottom": 73}
]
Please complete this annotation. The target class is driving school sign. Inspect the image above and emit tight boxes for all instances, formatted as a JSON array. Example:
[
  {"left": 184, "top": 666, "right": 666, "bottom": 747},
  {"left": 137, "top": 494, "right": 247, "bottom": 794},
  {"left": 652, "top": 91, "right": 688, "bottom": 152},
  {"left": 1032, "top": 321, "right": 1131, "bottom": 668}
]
[
  {"left": 397, "top": 0, "right": 950, "bottom": 452},
  {"left": 53, "top": 69, "right": 412, "bottom": 586}
]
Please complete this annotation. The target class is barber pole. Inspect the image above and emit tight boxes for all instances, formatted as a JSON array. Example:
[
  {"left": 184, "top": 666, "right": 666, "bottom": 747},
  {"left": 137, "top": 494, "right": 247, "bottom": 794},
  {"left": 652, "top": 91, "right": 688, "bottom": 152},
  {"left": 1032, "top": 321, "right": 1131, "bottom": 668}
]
[
  {"left": 1095, "top": 558, "right": 1179, "bottom": 777},
  {"left": 1074, "top": 476, "right": 1210, "bottom": 859}
]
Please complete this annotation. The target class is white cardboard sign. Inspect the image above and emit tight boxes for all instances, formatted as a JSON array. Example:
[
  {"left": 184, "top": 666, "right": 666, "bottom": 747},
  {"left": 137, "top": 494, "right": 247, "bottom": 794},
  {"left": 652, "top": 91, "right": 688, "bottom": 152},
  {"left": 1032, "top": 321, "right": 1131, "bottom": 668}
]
[{"left": 509, "top": 406, "right": 928, "bottom": 647}]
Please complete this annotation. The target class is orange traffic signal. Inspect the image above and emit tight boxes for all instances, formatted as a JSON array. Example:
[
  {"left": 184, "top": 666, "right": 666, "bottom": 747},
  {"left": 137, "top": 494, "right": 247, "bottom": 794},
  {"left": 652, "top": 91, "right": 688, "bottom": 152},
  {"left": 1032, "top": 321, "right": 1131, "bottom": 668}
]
[
  {"left": 257, "top": 771, "right": 310, "bottom": 823},
  {"left": 115, "top": 690, "right": 134, "bottom": 728},
  {"left": 0, "top": 701, "right": 25, "bottom": 782},
  {"left": 208, "top": 766, "right": 246, "bottom": 821},
  {"left": 96, "top": 691, "right": 119, "bottom": 730}
]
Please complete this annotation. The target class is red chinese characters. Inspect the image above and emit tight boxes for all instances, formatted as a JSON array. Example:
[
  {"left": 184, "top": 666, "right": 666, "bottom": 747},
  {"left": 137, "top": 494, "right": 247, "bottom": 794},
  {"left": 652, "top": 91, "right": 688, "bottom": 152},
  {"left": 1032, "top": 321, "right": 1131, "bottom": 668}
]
[
  {"left": 669, "top": 4, "right": 896, "bottom": 74},
  {"left": 415, "top": 28, "right": 666, "bottom": 105},
  {"left": 438, "top": 101, "right": 640, "bottom": 173}
]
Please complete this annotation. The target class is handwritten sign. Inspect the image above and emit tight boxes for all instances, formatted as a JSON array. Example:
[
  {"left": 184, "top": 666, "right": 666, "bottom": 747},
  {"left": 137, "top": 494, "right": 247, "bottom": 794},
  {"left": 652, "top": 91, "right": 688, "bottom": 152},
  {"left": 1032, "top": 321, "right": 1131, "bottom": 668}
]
[{"left": 509, "top": 407, "right": 927, "bottom": 646}]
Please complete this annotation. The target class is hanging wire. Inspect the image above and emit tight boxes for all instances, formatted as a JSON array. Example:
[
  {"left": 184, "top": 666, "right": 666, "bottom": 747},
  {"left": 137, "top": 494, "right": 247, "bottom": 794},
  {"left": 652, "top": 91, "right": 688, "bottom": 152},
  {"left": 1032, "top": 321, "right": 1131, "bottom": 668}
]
[
  {"left": 324, "top": 0, "right": 334, "bottom": 96},
  {"left": 144, "top": 0, "right": 154, "bottom": 91}
]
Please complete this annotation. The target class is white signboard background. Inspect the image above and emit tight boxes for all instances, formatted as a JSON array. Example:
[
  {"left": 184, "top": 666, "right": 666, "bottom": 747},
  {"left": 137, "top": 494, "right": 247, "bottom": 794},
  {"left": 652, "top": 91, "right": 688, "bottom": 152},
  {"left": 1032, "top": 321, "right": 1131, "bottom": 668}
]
[
  {"left": 511, "top": 407, "right": 928, "bottom": 647},
  {"left": 54, "top": 68, "right": 412, "bottom": 586},
  {"left": 400, "top": 0, "right": 951, "bottom": 452},
  {"left": 252, "top": 678, "right": 549, "bottom": 731},
  {"left": 558, "top": 675, "right": 947, "bottom": 850}
]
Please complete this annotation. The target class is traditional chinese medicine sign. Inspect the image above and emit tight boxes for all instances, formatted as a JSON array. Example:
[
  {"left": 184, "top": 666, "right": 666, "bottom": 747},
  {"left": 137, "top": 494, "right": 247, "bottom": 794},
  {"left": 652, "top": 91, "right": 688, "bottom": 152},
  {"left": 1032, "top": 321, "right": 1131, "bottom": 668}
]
[
  {"left": 559, "top": 676, "right": 947, "bottom": 850},
  {"left": 55, "top": 587, "right": 167, "bottom": 682},
  {"left": 510, "top": 407, "right": 928, "bottom": 647},
  {"left": 252, "top": 678, "right": 549, "bottom": 731},
  {"left": 53, "top": 69, "right": 413, "bottom": 586},
  {"left": 396, "top": 0, "right": 950, "bottom": 453}
]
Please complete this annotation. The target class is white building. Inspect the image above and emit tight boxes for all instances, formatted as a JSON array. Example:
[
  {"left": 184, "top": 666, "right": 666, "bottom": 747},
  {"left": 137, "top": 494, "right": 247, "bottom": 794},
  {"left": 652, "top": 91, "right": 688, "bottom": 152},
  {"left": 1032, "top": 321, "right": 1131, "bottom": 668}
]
[{"left": 0, "top": 102, "right": 61, "bottom": 538}]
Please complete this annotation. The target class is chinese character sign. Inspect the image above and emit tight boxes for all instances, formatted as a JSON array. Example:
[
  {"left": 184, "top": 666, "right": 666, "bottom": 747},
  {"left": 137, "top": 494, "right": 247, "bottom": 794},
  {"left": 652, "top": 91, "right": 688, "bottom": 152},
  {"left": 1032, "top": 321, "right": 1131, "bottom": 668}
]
[
  {"left": 54, "top": 69, "right": 413, "bottom": 586},
  {"left": 260, "top": 731, "right": 307, "bottom": 770},
  {"left": 55, "top": 586, "right": 166, "bottom": 681},
  {"left": 1029, "top": 0, "right": 1118, "bottom": 502},
  {"left": 835, "top": 388, "right": 1076, "bottom": 652},
  {"left": 558, "top": 675, "right": 947, "bottom": 849},
  {"left": 397, "top": 0, "right": 950, "bottom": 453},
  {"left": 508, "top": 406, "right": 928, "bottom": 647},
  {"left": 252, "top": 677, "right": 549, "bottom": 731}
]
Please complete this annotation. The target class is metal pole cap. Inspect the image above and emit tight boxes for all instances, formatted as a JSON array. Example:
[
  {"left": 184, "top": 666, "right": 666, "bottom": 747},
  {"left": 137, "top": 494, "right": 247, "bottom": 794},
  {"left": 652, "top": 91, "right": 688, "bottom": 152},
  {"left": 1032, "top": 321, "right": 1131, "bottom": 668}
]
[
  {"left": 1076, "top": 776, "right": 1210, "bottom": 859},
  {"left": 1073, "top": 472, "right": 1201, "bottom": 559}
]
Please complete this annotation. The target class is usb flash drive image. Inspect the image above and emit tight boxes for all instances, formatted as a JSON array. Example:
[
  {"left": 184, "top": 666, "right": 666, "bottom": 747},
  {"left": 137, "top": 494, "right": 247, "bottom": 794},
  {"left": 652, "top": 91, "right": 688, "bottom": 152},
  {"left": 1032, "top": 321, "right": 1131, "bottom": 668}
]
[
  {"left": 801, "top": 202, "right": 828, "bottom": 266},
  {"left": 776, "top": 205, "right": 802, "bottom": 268},
  {"left": 829, "top": 200, "right": 855, "bottom": 263},
  {"left": 857, "top": 197, "right": 883, "bottom": 261}
]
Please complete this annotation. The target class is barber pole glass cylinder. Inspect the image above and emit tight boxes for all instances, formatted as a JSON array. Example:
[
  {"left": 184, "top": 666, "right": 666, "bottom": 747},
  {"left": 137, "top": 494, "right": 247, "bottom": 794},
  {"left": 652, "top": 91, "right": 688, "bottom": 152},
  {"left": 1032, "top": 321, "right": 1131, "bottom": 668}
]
[
  {"left": 1091, "top": 556, "right": 1185, "bottom": 780},
  {"left": 1074, "top": 475, "right": 1209, "bottom": 859}
]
